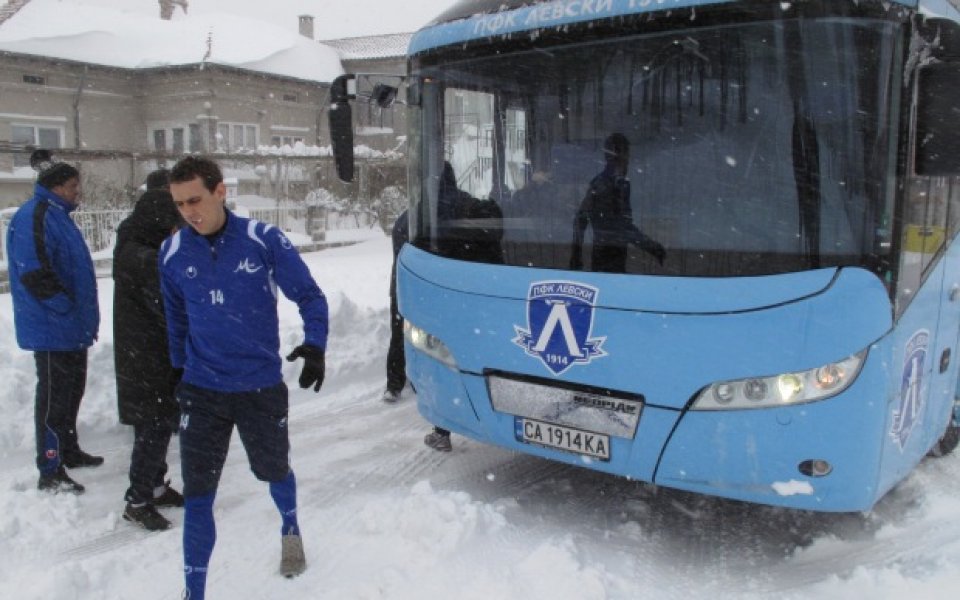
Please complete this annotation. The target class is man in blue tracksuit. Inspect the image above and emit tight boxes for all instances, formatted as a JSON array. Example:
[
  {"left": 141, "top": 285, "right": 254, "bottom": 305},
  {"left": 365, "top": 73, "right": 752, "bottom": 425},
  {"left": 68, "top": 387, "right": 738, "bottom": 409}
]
[
  {"left": 159, "top": 156, "right": 328, "bottom": 600},
  {"left": 6, "top": 149, "right": 102, "bottom": 495}
]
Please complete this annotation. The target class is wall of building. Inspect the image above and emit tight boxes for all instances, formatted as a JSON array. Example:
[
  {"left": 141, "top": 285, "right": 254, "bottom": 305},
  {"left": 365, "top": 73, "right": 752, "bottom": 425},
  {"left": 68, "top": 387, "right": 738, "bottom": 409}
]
[
  {"left": 0, "top": 53, "right": 140, "bottom": 155},
  {"left": 137, "top": 67, "right": 329, "bottom": 155}
]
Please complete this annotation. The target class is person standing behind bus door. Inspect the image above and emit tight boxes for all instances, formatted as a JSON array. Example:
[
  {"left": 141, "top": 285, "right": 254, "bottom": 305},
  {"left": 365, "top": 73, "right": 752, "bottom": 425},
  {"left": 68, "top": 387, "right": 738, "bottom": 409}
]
[
  {"left": 383, "top": 209, "right": 409, "bottom": 403},
  {"left": 6, "top": 149, "right": 102, "bottom": 495},
  {"left": 570, "top": 133, "right": 666, "bottom": 272},
  {"left": 423, "top": 162, "right": 505, "bottom": 452},
  {"left": 113, "top": 169, "right": 185, "bottom": 531},
  {"left": 159, "top": 156, "right": 328, "bottom": 600}
]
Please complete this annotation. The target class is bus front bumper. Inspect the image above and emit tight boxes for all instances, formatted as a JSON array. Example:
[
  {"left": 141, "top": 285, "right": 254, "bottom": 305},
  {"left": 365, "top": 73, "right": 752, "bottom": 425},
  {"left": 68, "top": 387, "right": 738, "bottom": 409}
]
[{"left": 411, "top": 350, "right": 885, "bottom": 512}]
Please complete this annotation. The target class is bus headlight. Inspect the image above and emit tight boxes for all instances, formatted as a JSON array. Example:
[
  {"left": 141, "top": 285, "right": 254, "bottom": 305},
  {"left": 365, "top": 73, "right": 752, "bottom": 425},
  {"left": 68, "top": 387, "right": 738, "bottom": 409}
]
[
  {"left": 404, "top": 320, "right": 457, "bottom": 368},
  {"left": 692, "top": 350, "right": 867, "bottom": 410}
]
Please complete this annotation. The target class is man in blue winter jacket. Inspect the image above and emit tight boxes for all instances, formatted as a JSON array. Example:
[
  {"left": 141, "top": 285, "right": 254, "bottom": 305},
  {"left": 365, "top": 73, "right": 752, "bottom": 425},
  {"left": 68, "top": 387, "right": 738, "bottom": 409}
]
[
  {"left": 6, "top": 149, "right": 103, "bottom": 495},
  {"left": 159, "top": 156, "right": 328, "bottom": 599}
]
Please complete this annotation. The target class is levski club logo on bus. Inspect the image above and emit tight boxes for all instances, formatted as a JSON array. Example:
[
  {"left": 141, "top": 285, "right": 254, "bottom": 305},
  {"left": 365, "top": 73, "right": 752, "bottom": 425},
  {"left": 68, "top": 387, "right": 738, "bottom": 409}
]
[
  {"left": 891, "top": 329, "right": 929, "bottom": 451},
  {"left": 513, "top": 281, "right": 607, "bottom": 375}
]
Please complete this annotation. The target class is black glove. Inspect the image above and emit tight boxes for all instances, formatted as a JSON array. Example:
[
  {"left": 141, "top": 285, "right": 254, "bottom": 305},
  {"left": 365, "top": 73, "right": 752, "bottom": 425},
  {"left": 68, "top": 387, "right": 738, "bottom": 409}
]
[{"left": 286, "top": 344, "right": 325, "bottom": 392}]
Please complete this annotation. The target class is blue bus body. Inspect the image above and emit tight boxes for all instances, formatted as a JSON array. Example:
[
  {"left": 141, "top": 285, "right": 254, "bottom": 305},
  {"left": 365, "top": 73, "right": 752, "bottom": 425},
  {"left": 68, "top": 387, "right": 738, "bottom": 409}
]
[{"left": 335, "top": 0, "right": 960, "bottom": 511}]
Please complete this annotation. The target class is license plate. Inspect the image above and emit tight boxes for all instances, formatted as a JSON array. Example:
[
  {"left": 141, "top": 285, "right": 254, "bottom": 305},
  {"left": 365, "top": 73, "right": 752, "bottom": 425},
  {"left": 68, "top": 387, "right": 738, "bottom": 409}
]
[
  {"left": 515, "top": 417, "right": 610, "bottom": 461},
  {"left": 489, "top": 375, "right": 643, "bottom": 439}
]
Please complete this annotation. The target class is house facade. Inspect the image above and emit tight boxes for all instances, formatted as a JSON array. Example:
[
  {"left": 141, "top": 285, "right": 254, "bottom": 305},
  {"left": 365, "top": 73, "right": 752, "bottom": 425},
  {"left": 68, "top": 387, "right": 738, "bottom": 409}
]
[
  {"left": 0, "top": 6, "right": 414, "bottom": 216},
  {"left": 0, "top": 49, "right": 333, "bottom": 208}
]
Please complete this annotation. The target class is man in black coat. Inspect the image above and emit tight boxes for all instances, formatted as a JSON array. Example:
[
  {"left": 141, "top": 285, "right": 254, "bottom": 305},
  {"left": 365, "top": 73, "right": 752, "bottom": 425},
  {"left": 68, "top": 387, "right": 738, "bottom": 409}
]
[
  {"left": 382, "top": 209, "right": 408, "bottom": 403},
  {"left": 113, "top": 169, "right": 185, "bottom": 531}
]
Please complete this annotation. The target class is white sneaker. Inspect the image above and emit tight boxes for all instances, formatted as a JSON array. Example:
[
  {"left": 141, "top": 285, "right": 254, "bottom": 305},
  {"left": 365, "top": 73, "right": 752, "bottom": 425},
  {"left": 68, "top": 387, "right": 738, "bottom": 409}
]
[{"left": 381, "top": 388, "right": 401, "bottom": 403}]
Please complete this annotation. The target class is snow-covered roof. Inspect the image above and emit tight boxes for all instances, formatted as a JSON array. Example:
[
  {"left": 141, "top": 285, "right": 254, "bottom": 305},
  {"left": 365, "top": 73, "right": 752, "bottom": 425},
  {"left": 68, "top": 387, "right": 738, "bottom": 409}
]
[
  {"left": 321, "top": 32, "right": 413, "bottom": 61},
  {"left": 0, "top": 0, "right": 344, "bottom": 83}
]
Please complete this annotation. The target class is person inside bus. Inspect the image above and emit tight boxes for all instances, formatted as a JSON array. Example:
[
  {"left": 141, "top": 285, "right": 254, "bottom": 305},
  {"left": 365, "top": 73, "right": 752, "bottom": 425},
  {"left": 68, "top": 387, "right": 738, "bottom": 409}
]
[
  {"left": 436, "top": 161, "right": 504, "bottom": 265},
  {"left": 570, "top": 133, "right": 665, "bottom": 272}
]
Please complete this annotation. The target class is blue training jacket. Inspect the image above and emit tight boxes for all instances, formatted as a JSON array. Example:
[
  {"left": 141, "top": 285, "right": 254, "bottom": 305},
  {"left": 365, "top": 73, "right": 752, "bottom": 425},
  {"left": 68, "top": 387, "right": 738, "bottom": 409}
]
[
  {"left": 6, "top": 183, "right": 99, "bottom": 351},
  {"left": 159, "top": 209, "right": 329, "bottom": 392}
]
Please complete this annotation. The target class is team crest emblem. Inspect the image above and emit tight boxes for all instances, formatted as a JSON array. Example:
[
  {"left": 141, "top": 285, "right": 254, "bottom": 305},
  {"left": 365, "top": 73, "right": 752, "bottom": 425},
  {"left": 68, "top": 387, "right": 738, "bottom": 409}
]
[
  {"left": 513, "top": 280, "right": 607, "bottom": 375},
  {"left": 891, "top": 329, "right": 929, "bottom": 451}
]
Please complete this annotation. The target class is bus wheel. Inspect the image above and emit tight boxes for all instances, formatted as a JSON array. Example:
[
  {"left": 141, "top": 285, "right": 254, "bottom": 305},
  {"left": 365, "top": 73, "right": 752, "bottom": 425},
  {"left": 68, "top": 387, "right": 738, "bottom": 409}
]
[{"left": 929, "top": 424, "right": 960, "bottom": 458}]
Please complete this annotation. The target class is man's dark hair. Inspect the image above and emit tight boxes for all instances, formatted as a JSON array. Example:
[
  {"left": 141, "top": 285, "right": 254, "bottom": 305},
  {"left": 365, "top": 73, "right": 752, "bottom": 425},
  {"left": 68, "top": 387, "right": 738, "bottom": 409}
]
[
  {"left": 37, "top": 163, "right": 80, "bottom": 190},
  {"left": 170, "top": 155, "right": 223, "bottom": 192},
  {"left": 145, "top": 168, "right": 170, "bottom": 190}
]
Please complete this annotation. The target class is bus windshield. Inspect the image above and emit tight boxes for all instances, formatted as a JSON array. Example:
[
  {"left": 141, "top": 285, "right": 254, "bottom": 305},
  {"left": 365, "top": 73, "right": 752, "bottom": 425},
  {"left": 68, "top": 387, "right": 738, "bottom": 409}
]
[{"left": 412, "top": 17, "right": 902, "bottom": 277}]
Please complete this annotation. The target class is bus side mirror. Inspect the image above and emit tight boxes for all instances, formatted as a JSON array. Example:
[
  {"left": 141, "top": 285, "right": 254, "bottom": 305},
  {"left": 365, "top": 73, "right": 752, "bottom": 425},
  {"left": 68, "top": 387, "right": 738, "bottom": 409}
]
[
  {"left": 915, "top": 62, "right": 960, "bottom": 176},
  {"left": 329, "top": 74, "right": 356, "bottom": 183},
  {"left": 372, "top": 83, "right": 399, "bottom": 108}
]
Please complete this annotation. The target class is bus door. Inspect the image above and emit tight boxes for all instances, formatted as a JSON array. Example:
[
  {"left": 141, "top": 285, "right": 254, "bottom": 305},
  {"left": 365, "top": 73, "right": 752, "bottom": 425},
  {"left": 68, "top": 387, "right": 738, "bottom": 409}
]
[
  {"left": 877, "top": 174, "right": 946, "bottom": 492},
  {"left": 937, "top": 177, "right": 960, "bottom": 430}
]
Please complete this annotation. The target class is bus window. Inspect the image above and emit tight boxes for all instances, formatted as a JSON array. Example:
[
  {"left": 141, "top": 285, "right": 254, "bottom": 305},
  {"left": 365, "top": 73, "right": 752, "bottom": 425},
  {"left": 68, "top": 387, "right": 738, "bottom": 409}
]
[
  {"left": 416, "top": 19, "right": 900, "bottom": 277},
  {"left": 899, "top": 176, "right": 950, "bottom": 312},
  {"left": 948, "top": 177, "right": 960, "bottom": 239},
  {"left": 444, "top": 88, "right": 494, "bottom": 199}
]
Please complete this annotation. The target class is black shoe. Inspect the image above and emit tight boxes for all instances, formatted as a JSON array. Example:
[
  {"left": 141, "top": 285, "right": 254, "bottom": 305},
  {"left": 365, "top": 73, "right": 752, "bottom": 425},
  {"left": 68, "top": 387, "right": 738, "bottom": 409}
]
[
  {"left": 62, "top": 450, "right": 104, "bottom": 469},
  {"left": 424, "top": 430, "right": 452, "bottom": 452},
  {"left": 38, "top": 467, "right": 85, "bottom": 495},
  {"left": 153, "top": 482, "right": 184, "bottom": 508},
  {"left": 123, "top": 502, "right": 171, "bottom": 531}
]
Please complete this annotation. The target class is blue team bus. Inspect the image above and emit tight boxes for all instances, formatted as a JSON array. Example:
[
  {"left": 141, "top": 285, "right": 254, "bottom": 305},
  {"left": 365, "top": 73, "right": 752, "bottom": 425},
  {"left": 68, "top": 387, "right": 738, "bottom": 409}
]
[{"left": 329, "top": 0, "right": 960, "bottom": 511}]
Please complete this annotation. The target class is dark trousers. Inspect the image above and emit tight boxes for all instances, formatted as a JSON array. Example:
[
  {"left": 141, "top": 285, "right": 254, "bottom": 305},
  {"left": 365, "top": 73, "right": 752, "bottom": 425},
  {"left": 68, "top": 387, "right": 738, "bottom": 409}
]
[
  {"left": 386, "top": 284, "right": 406, "bottom": 393},
  {"left": 177, "top": 382, "right": 291, "bottom": 498},
  {"left": 126, "top": 420, "right": 175, "bottom": 504},
  {"left": 34, "top": 350, "right": 87, "bottom": 474}
]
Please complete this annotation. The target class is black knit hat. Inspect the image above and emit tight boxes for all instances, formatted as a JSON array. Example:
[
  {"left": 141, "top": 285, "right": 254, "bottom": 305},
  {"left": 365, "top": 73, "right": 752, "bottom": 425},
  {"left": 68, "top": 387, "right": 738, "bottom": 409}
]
[
  {"left": 31, "top": 149, "right": 79, "bottom": 190},
  {"left": 145, "top": 168, "right": 170, "bottom": 190}
]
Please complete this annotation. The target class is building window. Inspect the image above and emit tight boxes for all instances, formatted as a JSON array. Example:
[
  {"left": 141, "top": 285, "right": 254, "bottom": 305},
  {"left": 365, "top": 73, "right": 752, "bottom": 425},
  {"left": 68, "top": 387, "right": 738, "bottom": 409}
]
[
  {"left": 152, "top": 124, "right": 202, "bottom": 154},
  {"left": 217, "top": 122, "right": 258, "bottom": 152},
  {"left": 189, "top": 124, "right": 203, "bottom": 152},
  {"left": 282, "top": 93, "right": 298, "bottom": 103},
  {"left": 172, "top": 128, "right": 185, "bottom": 154},
  {"left": 271, "top": 135, "right": 305, "bottom": 147},
  {"left": 153, "top": 129, "right": 167, "bottom": 152},
  {"left": 357, "top": 104, "right": 394, "bottom": 131},
  {"left": 22, "top": 74, "right": 46, "bottom": 85},
  {"left": 11, "top": 123, "right": 63, "bottom": 166}
]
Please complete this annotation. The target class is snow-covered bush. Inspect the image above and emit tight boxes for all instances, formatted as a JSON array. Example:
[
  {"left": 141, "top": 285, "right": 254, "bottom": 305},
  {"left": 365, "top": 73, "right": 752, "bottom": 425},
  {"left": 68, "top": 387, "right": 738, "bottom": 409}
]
[{"left": 370, "top": 185, "right": 408, "bottom": 233}]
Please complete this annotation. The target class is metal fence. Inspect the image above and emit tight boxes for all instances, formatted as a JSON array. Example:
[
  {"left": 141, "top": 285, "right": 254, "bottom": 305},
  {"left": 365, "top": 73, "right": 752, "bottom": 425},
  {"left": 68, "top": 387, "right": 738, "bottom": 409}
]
[
  {"left": 0, "top": 148, "right": 407, "bottom": 266},
  {"left": 73, "top": 209, "right": 130, "bottom": 255},
  {"left": 0, "top": 205, "right": 382, "bottom": 267}
]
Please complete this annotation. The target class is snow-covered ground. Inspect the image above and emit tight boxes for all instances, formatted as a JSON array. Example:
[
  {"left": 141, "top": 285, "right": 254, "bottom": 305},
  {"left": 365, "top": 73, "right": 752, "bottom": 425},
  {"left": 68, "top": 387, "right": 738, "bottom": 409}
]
[{"left": 1, "top": 236, "right": 960, "bottom": 600}]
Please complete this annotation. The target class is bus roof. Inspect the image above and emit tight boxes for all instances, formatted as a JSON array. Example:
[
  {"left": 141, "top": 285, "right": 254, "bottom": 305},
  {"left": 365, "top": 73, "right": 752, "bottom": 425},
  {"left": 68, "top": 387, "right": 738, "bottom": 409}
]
[{"left": 409, "top": 0, "right": 927, "bottom": 56}]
